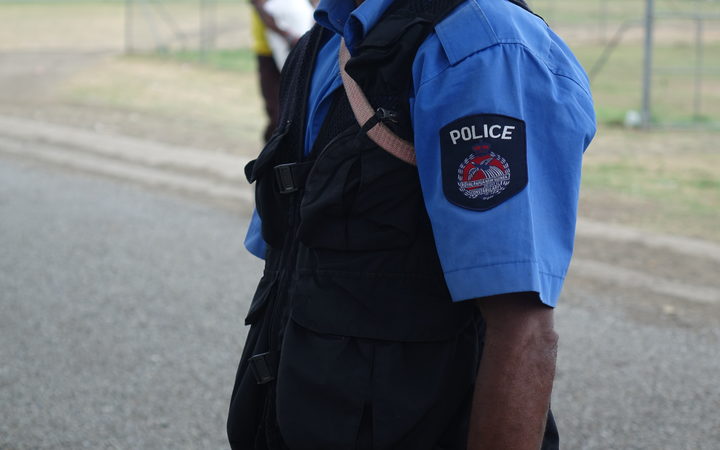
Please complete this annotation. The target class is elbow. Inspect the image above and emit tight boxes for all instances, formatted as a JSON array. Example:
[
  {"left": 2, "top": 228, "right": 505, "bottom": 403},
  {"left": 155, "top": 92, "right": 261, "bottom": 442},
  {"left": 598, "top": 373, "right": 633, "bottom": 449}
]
[
  {"left": 483, "top": 316, "right": 558, "bottom": 363},
  {"left": 538, "top": 327, "right": 559, "bottom": 360},
  {"left": 511, "top": 318, "right": 558, "bottom": 359}
]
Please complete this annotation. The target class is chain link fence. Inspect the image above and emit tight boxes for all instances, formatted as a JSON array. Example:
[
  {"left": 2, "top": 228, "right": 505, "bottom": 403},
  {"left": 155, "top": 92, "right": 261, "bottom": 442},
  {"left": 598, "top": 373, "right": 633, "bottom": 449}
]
[
  {"left": 124, "top": 0, "right": 720, "bottom": 128},
  {"left": 124, "top": 0, "right": 251, "bottom": 56},
  {"left": 532, "top": 0, "right": 720, "bottom": 128}
]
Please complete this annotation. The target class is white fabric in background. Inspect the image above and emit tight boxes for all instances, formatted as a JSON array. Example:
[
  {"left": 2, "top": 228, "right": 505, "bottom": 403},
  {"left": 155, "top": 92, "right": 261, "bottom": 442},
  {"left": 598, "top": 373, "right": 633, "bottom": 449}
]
[{"left": 263, "top": 0, "right": 315, "bottom": 70}]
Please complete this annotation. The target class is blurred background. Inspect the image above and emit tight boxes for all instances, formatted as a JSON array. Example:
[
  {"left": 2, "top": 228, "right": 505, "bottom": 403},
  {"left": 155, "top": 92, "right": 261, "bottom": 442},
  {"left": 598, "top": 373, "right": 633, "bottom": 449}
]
[{"left": 0, "top": 0, "right": 718, "bottom": 449}]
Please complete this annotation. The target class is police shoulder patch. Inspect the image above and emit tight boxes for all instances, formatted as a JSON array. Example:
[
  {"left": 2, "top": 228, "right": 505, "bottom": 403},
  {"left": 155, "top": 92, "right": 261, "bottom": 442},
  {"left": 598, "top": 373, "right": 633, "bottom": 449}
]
[{"left": 440, "top": 114, "right": 527, "bottom": 211}]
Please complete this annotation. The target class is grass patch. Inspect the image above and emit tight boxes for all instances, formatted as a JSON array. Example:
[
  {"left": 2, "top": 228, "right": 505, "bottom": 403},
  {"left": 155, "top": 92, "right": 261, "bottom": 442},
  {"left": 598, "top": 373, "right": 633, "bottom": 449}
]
[
  {"left": 580, "top": 126, "right": 720, "bottom": 241},
  {"left": 147, "top": 48, "right": 257, "bottom": 73},
  {"left": 583, "top": 159, "right": 720, "bottom": 216},
  {"left": 58, "top": 53, "right": 264, "bottom": 149}
]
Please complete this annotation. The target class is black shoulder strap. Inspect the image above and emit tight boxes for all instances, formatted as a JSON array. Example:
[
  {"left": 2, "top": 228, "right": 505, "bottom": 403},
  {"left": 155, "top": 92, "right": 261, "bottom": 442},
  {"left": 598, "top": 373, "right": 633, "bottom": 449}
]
[
  {"left": 346, "top": 0, "right": 470, "bottom": 91},
  {"left": 276, "top": 25, "right": 326, "bottom": 143},
  {"left": 247, "top": 25, "right": 326, "bottom": 183},
  {"left": 342, "top": 0, "right": 469, "bottom": 142},
  {"left": 341, "top": 0, "right": 541, "bottom": 143}
]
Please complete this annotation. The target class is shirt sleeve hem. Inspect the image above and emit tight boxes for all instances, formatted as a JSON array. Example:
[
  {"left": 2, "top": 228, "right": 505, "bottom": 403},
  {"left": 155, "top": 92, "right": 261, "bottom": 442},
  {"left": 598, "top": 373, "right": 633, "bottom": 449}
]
[
  {"left": 444, "top": 261, "right": 565, "bottom": 307},
  {"left": 244, "top": 241, "right": 267, "bottom": 260}
]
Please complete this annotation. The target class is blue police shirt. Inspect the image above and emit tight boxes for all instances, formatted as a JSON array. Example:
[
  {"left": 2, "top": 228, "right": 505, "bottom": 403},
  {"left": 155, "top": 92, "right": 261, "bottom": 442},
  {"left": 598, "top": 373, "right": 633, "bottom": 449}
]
[{"left": 245, "top": 0, "right": 596, "bottom": 307}]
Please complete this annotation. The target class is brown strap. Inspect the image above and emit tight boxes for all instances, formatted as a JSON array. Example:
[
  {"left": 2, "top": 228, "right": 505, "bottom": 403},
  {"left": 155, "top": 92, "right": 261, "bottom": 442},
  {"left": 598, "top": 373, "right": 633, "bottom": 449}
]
[{"left": 338, "top": 39, "right": 417, "bottom": 166}]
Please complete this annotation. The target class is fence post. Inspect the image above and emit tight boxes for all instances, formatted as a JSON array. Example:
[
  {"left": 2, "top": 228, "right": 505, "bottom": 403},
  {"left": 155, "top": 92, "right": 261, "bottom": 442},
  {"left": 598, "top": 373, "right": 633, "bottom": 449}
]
[
  {"left": 199, "top": 0, "right": 217, "bottom": 61},
  {"left": 200, "top": 0, "right": 207, "bottom": 60},
  {"left": 693, "top": 17, "right": 704, "bottom": 121},
  {"left": 125, "top": 0, "right": 133, "bottom": 54},
  {"left": 599, "top": 0, "right": 608, "bottom": 43},
  {"left": 641, "top": 0, "right": 655, "bottom": 128}
]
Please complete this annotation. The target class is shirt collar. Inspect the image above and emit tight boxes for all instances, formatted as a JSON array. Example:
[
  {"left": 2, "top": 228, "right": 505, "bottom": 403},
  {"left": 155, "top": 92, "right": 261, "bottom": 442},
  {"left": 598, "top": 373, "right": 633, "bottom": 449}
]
[{"left": 314, "top": 0, "right": 397, "bottom": 51}]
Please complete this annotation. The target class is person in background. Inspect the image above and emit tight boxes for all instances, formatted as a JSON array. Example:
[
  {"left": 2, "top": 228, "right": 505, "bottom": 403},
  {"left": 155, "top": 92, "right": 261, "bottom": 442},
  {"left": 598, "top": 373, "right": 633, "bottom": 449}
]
[
  {"left": 250, "top": 7, "right": 281, "bottom": 143},
  {"left": 249, "top": 0, "right": 314, "bottom": 142}
]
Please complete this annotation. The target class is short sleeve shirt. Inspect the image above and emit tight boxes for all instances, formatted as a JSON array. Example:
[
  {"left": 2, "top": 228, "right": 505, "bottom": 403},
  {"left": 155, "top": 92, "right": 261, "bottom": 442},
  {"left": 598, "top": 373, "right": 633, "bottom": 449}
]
[{"left": 244, "top": 0, "right": 597, "bottom": 307}]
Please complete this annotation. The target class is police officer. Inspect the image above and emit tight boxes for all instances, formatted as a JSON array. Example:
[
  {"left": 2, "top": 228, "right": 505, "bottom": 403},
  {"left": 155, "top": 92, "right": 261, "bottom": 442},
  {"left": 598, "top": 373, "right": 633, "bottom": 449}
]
[{"left": 229, "top": 0, "right": 596, "bottom": 448}]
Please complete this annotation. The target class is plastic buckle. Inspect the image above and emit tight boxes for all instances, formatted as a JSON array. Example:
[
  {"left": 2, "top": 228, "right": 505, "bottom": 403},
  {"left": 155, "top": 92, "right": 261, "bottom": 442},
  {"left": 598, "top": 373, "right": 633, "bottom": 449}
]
[
  {"left": 248, "top": 352, "right": 277, "bottom": 385},
  {"left": 375, "top": 107, "right": 399, "bottom": 123},
  {"left": 274, "top": 163, "right": 298, "bottom": 194}
]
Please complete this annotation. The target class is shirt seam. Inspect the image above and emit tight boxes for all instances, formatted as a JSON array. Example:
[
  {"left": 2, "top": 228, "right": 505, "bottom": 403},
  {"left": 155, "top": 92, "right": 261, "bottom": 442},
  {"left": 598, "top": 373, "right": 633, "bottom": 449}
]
[
  {"left": 416, "top": 41, "right": 592, "bottom": 99},
  {"left": 443, "top": 260, "right": 565, "bottom": 280},
  {"left": 436, "top": 0, "right": 498, "bottom": 64},
  {"left": 474, "top": 0, "right": 500, "bottom": 42}
]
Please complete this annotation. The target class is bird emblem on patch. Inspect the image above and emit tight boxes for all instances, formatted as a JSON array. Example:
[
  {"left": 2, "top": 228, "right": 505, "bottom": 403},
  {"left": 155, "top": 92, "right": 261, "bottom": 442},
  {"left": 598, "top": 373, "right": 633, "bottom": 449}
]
[
  {"left": 457, "top": 145, "right": 511, "bottom": 200},
  {"left": 440, "top": 114, "right": 527, "bottom": 211}
]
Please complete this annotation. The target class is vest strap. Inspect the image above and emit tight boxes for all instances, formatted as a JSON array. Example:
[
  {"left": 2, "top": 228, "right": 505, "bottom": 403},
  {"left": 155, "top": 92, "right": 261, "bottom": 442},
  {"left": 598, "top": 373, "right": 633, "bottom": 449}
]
[
  {"left": 339, "top": 39, "right": 417, "bottom": 166},
  {"left": 248, "top": 351, "right": 279, "bottom": 384},
  {"left": 273, "top": 161, "right": 313, "bottom": 194}
]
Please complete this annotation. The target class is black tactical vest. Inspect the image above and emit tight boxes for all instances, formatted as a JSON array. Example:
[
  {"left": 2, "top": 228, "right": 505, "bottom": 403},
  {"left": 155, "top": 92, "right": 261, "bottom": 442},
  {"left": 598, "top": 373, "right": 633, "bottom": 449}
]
[{"left": 228, "top": 0, "right": 558, "bottom": 449}]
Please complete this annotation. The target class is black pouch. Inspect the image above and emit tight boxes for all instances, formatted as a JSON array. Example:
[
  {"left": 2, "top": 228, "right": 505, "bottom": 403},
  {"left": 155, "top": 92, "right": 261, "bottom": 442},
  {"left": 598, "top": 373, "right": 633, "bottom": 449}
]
[
  {"left": 247, "top": 123, "right": 293, "bottom": 249},
  {"left": 298, "top": 129, "right": 422, "bottom": 251},
  {"left": 227, "top": 272, "right": 281, "bottom": 450}
]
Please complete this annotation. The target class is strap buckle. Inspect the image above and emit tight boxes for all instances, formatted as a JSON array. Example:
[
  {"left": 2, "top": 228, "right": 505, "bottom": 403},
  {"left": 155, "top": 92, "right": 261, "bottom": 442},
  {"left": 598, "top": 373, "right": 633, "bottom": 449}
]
[
  {"left": 248, "top": 351, "right": 278, "bottom": 385},
  {"left": 375, "top": 107, "right": 399, "bottom": 123},
  {"left": 274, "top": 163, "right": 299, "bottom": 194}
]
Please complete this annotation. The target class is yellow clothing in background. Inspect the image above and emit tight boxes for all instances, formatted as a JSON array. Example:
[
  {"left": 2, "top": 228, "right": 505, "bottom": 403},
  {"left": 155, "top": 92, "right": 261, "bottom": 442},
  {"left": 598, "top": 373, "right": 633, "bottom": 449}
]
[{"left": 251, "top": 9, "right": 273, "bottom": 56}]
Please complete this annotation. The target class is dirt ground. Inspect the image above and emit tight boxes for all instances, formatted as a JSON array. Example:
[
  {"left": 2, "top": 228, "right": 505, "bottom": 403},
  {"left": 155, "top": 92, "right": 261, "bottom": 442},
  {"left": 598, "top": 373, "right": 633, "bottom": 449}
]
[{"left": 0, "top": 49, "right": 263, "bottom": 153}]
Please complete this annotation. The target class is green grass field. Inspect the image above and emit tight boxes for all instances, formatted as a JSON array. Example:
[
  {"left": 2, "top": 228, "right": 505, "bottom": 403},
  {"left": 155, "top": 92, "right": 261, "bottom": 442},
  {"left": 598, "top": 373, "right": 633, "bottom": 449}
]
[
  {"left": 574, "top": 42, "right": 720, "bottom": 126},
  {"left": 579, "top": 127, "right": 720, "bottom": 241},
  {"left": 1, "top": 0, "right": 718, "bottom": 240},
  {"left": 4, "top": 0, "right": 718, "bottom": 127},
  {"left": 57, "top": 51, "right": 264, "bottom": 149},
  {"left": 533, "top": 0, "right": 720, "bottom": 28},
  {"left": 154, "top": 48, "right": 258, "bottom": 72}
]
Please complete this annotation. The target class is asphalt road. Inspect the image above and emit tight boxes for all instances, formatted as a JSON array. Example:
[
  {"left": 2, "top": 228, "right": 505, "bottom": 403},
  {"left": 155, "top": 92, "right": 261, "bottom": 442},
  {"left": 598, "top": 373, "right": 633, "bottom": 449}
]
[
  {"left": 1, "top": 155, "right": 718, "bottom": 449},
  {"left": 0, "top": 156, "right": 262, "bottom": 449}
]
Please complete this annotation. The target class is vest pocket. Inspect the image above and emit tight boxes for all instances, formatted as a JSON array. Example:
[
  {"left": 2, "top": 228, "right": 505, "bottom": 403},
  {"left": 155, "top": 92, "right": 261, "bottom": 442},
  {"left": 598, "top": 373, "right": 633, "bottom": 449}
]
[
  {"left": 299, "top": 131, "right": 422, "bottom": 251},
  {"left": 252, "top": 122, "right": 295, "bottom": 248},
  {"left": 275, "top": 319, "right": 365, "bottom": 449},
  {"left": 247, "top": 121, "right": 290, "bottom": 183}
]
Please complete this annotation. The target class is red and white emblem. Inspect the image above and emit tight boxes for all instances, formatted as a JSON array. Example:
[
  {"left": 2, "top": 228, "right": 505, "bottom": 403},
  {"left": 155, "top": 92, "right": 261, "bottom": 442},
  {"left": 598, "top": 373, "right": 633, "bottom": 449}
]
[{"left": 457, "top": 145, "right": 511, "bottom": 200}]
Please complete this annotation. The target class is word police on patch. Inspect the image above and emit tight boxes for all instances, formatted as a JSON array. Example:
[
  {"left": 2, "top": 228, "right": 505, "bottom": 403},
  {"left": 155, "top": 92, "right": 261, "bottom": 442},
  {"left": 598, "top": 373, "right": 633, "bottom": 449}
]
[{"left": 440, "top": 114, "right": 528, "bottom": 211}]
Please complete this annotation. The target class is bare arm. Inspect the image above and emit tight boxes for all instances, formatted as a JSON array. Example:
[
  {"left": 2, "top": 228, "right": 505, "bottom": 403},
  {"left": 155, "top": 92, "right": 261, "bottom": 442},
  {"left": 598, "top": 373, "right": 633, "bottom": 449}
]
[
  {"left": 467, "top": 292, "right": 558, "bottom": 450},
  {"left": 250, "top": 0, "right": 300, "bottom": 45}
]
